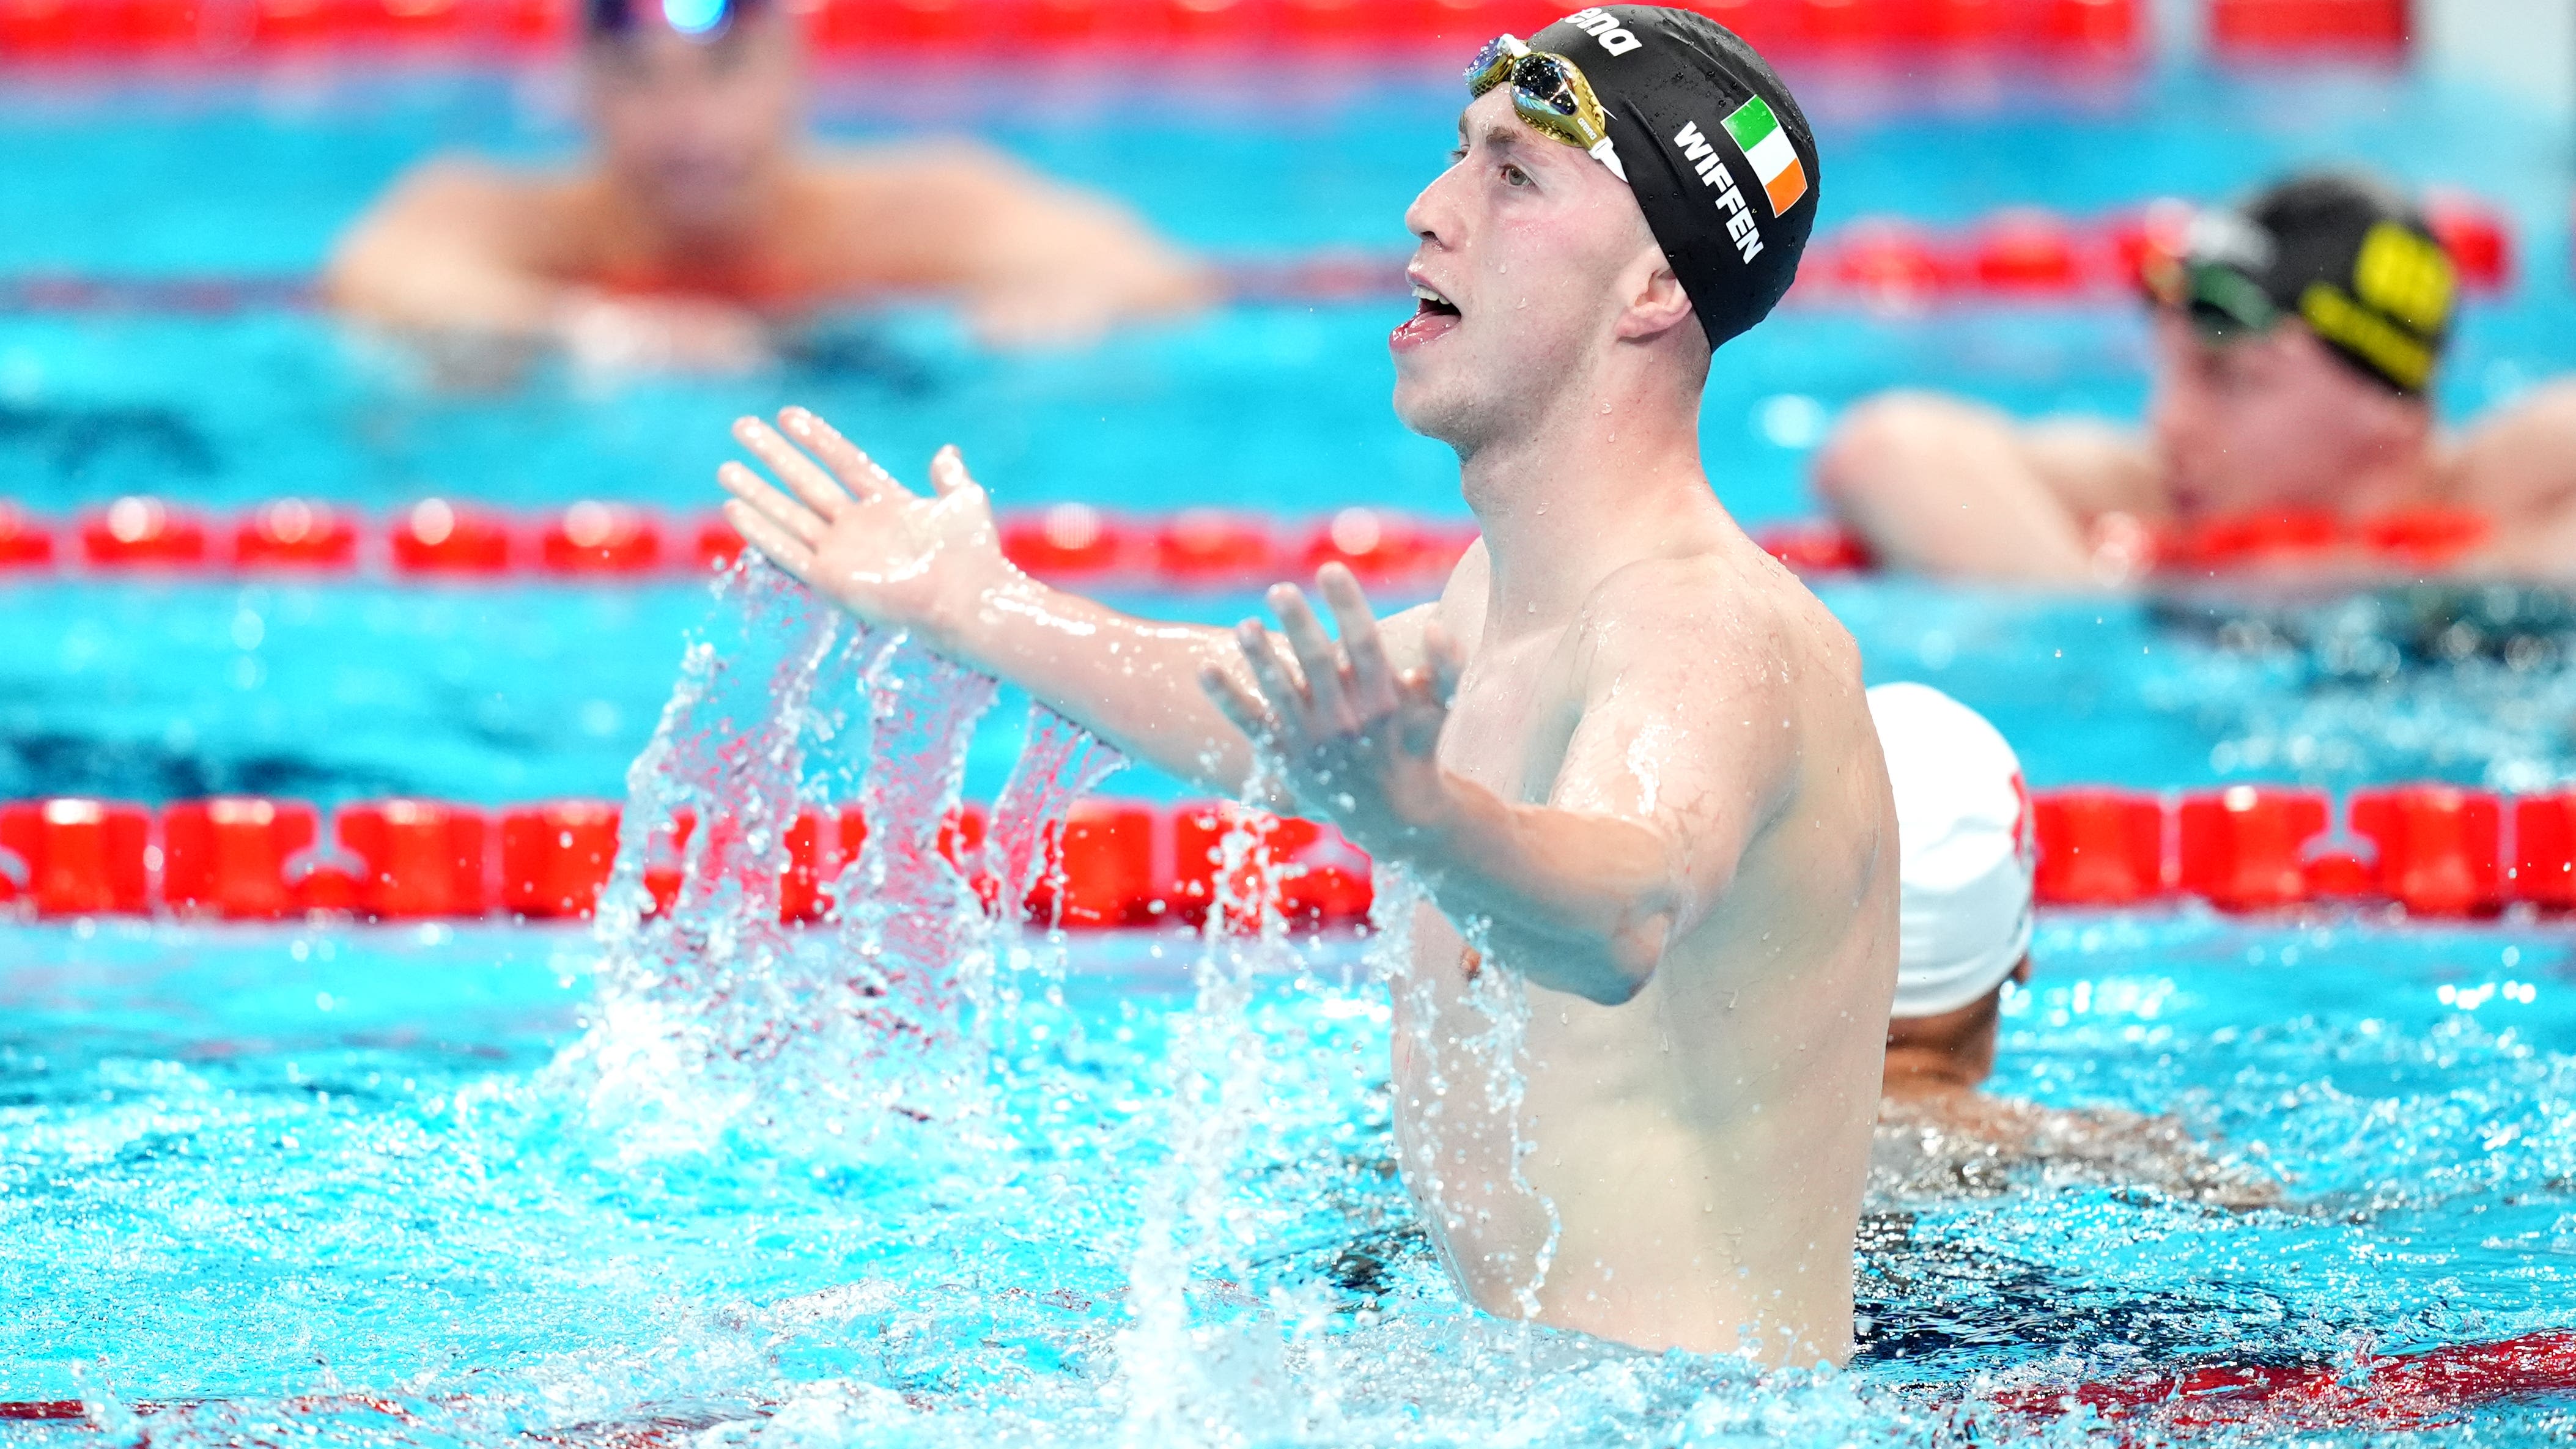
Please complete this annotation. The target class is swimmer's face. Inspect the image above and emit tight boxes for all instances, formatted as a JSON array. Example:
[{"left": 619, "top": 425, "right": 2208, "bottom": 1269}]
[
  {"left": 583, "top": 7, "right": 802, "bottom": 237},
  {"left": 2147, "top": 310, "right": 2425, "bottom": 517},
  {"left": 1393, "top": 87, "right": 1682, "bottom": 452}
]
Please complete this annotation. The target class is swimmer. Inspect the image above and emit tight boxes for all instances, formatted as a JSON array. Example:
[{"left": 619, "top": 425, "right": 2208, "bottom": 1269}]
[
  {"left": 323, "top": 0, "right": 1212, "bottom": 371},
  {"left": 1815, "top": 171, "right": 2576, "bottom": 582},
  {"left": 1867, "top": 683, "right": 2280, "bottom": 1209},
  {"left": 716, "top": 7, "right": 1896, "bottom": 1362}
]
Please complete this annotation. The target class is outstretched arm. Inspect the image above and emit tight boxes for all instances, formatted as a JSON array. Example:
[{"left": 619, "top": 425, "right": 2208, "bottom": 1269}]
[
  {"left": 324, "top": 160, "right": 562, "bottom": 337},
  {"left": 2451, "top": 380, "right": 2576, "bottom": 576},
  {"left": 1205, "top": 569, "right": 1797, "bottom": 1006},
  {"left": 717, "top": 406, "right": 1422, "bottom": 795},
  {"left": 1814, "top": 391, "right": 2154, "bottom": 584},
  {"left": 917, "top": 144, "right": 1219, "bottom": 350}
]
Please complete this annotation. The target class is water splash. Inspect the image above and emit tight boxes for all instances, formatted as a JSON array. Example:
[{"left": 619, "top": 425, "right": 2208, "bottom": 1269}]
[
  {"left": 1376, "top": 877, "right": 1561, "bottom": 1335},
  {"left": 547, "top": 559, "right": 1008, "bottom": 1157},
  {"left": 1454, "top": 915, "right": 1560, "bottom": 1325},
  {"left": 986, "top": 705, "right": 1130, "bottom": 972},
  {"left": 1112, "top": 767, "right": 1329, "bottom": 1443},
  {"left": 814, "top": 633, "right": 1000, "bottom": 1125}
]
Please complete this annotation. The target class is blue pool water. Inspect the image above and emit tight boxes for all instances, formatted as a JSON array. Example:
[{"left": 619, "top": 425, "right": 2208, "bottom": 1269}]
[
  {"left": 5, "top": 897, "right": 2574, "bottom": 1441},
  {"left": 1, "top": 57, "right": 2572, "bottom": 530},
  {"left": 4, "top": 45, "right": 2576, "bottom": 1449}
]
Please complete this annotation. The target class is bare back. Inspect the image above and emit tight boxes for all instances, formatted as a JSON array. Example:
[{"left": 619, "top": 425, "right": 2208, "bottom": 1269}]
[{"left": 1379, "top": 532, "right": 1896, "bottom": 1360}]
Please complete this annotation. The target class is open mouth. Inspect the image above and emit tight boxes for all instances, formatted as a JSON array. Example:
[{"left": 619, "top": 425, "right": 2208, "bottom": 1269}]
[{"left": 1392, "top": 279, "right": 1461, "bottom": 351}]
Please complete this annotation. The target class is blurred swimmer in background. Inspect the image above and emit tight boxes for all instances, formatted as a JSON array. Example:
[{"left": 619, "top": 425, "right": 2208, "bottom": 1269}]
[
  {"left": 325, "top": 0, "right": 1213, "bottom": 371},
  {"left": 1817, "top": 172, "right": 2576, "bottom": 582},
  {"left": 1868, "top": 683, "right": 2279, "bottom": 1209}
]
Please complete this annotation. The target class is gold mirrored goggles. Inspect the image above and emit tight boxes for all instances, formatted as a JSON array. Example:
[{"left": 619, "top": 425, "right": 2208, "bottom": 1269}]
[{"left": 1465, "top": 35, "right": 1626, "bottom": 180}]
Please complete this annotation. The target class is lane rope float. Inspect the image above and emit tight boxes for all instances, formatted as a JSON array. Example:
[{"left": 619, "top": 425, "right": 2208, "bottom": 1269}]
[{"left": 1, "top": 780, "right": 2569, "bottom": 924}]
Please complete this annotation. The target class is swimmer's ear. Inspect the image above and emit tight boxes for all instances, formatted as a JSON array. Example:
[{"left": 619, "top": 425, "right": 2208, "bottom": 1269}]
[
  {"left": 928, "top": 445, "right": 975, "bottom": 500},
  {"left": 1614, "top": 257, "right": 1697, "bottom": 344}
]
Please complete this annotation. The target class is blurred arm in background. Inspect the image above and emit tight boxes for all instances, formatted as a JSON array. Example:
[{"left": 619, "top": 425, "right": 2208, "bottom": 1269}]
[
  {"left": 1812, "top": 391, "right": 2163, "bottom": 586},
  {"left": 322, "top": 0, "right": 1212, "bottom": 376},
  {"left": 2446, "top": 380, "right": 2576, "bottom": 573}
]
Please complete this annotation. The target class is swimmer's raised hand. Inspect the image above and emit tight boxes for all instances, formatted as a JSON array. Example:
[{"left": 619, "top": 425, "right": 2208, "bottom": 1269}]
[
  {"left": 717, "top": 407, "right": 1011, "bottom": 646},
  {"left": 1200, "top": 564, "right": 1467, "bottom": 854}
]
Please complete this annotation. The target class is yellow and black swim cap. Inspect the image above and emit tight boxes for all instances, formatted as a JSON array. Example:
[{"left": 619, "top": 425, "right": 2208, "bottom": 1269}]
[
  {"left": 2157, "top": 171, "right": 2456, "bottom": 397},
  {"left": 1525, "top": 5, "right": 1822, "bottom": 354}
]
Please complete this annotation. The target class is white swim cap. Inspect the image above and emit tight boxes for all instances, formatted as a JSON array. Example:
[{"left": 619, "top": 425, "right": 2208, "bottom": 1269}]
[{"left": 1867, "top": 682, "right": 2035, "bottom": 1020}]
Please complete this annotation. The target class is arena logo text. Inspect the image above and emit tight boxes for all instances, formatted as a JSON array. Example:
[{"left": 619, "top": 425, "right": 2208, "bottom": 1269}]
[{"left": 1559, "top": 7, "right": 1640, "bottom": 54}]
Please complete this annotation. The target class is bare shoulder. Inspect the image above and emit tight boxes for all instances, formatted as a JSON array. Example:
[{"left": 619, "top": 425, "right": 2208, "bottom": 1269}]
[
  {"left": 2452, "top": 380, "right": 2576, "bottom": 514},
  {"left": 1576, "top": 542, "right": 1858, "bottom": 688},
  {"left": 1553, "top": 542, "right": 1859, "bottom": 830},
  {"left": 372, "top": 155, "right": 553, "bottom": 221},
  {"left": 2020, "top": 417, "right": 2165, "bottom": 519},
  {"left": 1365, "top": 536, "right": 1485, "bottom": 675},
  {"left": 334, "top": 156, "right": 575, "bottom": 265},
  {"left": 814, "top": 139, "right": 1034, "bottom": 203},
  {"left": 324, "top": 155, "right": 571, "bottom": 298}
]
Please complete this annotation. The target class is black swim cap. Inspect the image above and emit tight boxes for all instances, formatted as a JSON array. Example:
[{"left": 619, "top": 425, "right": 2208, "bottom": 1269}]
[
  {"left": 1525, "top": 4, "right": 1821, "bottom": 353},
  {"left": 2156, "top": 171, "right": 2456, "bottom": 397}
]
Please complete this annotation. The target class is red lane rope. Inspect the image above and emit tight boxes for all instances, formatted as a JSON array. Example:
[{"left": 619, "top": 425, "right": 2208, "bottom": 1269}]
[
  {"left": 1, "top": 780, "right": 2570, "bottom": 924},
  {"left": 0, "top": 196, "right": 2512, "bottom": 320},
  {"left": 0, "top": 496, "right": 2515, "bottom": 587},
  {"left": 0, "top": 0, "right": 2153, "bottom": 59},
  {"left": 0, "top": 496, "right": 1483, "bottom": 589},
  {"left": 1985, "top": 1331, "right": 2576, "bottom": 1432},
  {"left": 4, "top": 1329, "right": 2570, "bottom": 1434},
  {"left": 0, "top": 0, "right": 2429, "bottom": 60}
]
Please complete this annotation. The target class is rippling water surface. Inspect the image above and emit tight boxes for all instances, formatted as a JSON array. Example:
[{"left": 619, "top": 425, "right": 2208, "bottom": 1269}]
[
  {"left": 8, "top": 51, "right": 2576, "bottom": 1448},
  {"left": 6, "top": 569, "right": 2575, "bottom": 1448},
  {"left": 6, "top": 911, "right": 2575, "bottom": 1445}
]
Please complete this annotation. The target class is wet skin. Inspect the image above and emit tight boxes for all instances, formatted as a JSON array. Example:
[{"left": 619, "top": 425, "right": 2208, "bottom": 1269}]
[
  {"left": 322, "top": 8, "right": 1211, "bottom": 367},
  {"left": 715, "top": 86, "right": 1895, "bottom": 1361}
]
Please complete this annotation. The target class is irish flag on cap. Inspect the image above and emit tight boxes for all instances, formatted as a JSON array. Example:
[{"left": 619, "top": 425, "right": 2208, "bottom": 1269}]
[{"left": 1722, "top": 95, "right": 1806, "bottom": 216}]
